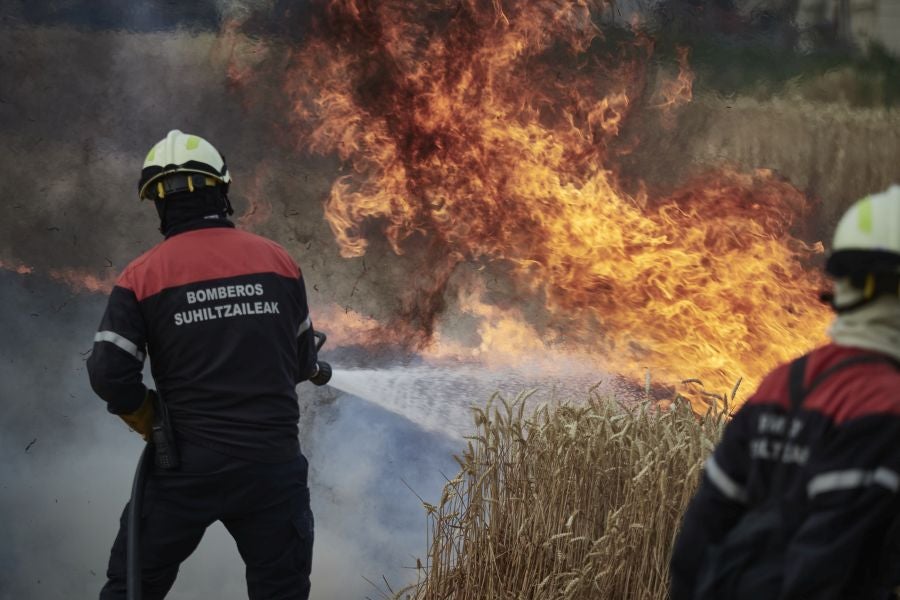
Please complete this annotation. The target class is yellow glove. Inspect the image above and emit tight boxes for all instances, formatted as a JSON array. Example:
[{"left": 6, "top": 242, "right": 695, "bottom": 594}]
[{"left": 118, "top": 391, "right": 156, "bottom": 441}]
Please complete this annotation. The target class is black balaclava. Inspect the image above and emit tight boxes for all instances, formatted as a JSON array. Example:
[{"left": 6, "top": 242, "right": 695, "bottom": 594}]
[{"left": 153, "top": 187, "right": 235, "bottom": 238}]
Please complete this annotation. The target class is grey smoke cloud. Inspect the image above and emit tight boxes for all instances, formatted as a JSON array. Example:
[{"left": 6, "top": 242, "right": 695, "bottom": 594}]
[
  {"left": 0, "top": 11, "right": 412, "bottom": 323},
  {"left": 0, "top": 270, "right": 464, "bottom": 599}
]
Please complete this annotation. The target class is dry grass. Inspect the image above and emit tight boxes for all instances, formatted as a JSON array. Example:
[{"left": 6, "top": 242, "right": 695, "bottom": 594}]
[{"left": 396, "top": 391, "right": 723, "bottom": 600}]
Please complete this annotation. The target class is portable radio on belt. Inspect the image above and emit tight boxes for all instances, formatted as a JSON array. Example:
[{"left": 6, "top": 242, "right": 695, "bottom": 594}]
[{"left": 150, "top": 392, "right": 179, "bottom": 470}]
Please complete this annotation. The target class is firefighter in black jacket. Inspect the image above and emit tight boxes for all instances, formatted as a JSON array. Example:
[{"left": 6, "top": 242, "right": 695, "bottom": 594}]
[
  {"left": 670, "top": 185, "right": 900, "bottom": 600},
  {"left": 87, "top": 130, "right": 330, "bottom": 600}
]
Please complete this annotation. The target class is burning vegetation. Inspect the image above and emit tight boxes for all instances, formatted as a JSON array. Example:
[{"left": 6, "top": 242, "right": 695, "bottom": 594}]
[{"left": 227, "top": 0, "right": 831, "bottom": 402}]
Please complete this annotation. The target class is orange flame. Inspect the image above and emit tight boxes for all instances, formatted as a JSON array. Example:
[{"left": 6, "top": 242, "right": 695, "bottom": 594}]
[
  {"left": 654, "top": 45, "right": 694, "bottom": 128},
  {"left": 48, "top": 268, "right": 116, "bottom": 294},
  {"left": 0, "top": 259, "right": 34, "bottom": 275},
  {"left": 1, "top": 259, "right": 116, "bottom": 295},
  {"left": 232, "top": 1, "right": 832, "bottom": 399},
  {"left": 216, "top": 18, "right": 273, "bottom": 97},
  {"left": 237, "top": 163, "right": 274, "bottom": 232}
]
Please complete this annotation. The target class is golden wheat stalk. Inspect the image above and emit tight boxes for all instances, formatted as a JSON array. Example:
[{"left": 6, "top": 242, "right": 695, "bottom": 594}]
[{"left": 397, "top": 389, "right": 723, "bottom": 600}]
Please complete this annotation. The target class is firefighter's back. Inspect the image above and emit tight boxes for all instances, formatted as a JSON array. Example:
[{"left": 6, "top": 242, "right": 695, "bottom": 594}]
[{"left": 120, "top": 225, "right": 310, "bottom": 462}]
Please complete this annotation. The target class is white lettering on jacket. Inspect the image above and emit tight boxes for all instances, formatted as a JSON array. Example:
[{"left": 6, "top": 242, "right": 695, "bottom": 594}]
[
  {"left": 749, "top": 438, "right": 810, "bottom": 465},
  {"left": 186, "top": 283, "right": 265, "bottom": 305},
  {"left": 174, "top": 300, "right": 279, "bottom": 326}
]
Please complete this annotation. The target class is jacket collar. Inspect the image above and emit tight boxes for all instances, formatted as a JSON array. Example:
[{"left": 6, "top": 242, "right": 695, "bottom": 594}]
[{"left": 164, "top": 215, "right": 235, "bottom": 239}]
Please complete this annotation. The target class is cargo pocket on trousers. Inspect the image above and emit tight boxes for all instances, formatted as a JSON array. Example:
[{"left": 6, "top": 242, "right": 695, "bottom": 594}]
[{"left": 292, "top": 505, "right": 314, "bottom": 577}]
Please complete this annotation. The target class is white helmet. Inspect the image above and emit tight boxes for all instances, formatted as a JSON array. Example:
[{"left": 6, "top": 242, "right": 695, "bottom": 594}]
[
  {"left": 826, "top": 185, "right": 900, "bottom": 311},
  {"left": 138, "top": 130, "right": 232, "bottom": 201}
]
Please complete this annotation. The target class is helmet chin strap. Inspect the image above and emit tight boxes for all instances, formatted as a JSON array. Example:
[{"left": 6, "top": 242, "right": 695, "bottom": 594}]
[
  {"left": 823, "top": 275, "right": 900, "bottom": 314},
  {"left": 222, "top": 192, "right": 235, "bottom": 216},
  {"left": 822, "top": 292, "right": 879, "bottom": 314}
]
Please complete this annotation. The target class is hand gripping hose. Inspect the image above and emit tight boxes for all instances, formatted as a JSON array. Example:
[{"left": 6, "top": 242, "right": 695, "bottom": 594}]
[
  {"left": 313, "top": 331, "right": 326, "bottom": 352},
  {"left": 127, "top": 442, "right": 152, "bottom": 600}
]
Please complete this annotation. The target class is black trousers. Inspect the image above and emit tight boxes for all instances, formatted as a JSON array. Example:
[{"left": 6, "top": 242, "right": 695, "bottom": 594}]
[{"left": 99, "top": 442, "right": 314, "bottom": 600}]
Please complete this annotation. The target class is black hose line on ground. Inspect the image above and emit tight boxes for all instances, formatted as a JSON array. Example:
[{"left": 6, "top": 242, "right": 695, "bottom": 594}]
[{"left": 127, "top": 443, "right": 152, "bottom": 600}]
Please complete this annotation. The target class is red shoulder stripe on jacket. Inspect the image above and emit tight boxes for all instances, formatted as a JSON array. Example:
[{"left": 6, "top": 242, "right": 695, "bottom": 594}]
[
  {"left": 117, "top": 227, "right": 300, "bottom": 301},
  {"left": 744, "top": 344, "right": 900, "bottom": 424}
]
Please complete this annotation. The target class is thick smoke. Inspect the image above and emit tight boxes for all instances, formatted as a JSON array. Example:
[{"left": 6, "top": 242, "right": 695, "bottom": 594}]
[
  {"left": 0, "top": 268, "right": 604, "bottom": 599},
  {"left": 0, "top": 271, "right": 466, "bottom": 599}
]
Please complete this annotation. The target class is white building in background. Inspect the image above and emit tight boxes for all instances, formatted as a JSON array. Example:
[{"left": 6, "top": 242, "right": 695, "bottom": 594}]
[
  {"left": 846, "top": 0, "right": 900, "bottom": 55},
  {"left": 794, "top": 0, "right": 900, "bottom": 55}
]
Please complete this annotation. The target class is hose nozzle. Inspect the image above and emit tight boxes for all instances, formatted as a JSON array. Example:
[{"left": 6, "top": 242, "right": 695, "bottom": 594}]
[
  {"left": 310, "top": 330, "right": 331, "bottom": 385},
  {"left": 310, "top": 361, "right": 332, "bottom": 386}
]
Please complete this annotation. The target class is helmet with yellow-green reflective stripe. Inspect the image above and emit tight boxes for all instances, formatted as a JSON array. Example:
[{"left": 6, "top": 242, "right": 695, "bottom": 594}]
[
  {"left": 138, "top": 130, "right": 232, "bottom": 201},
  {"left": 825, "top": 185, "right": 900, "bottom": 312}
]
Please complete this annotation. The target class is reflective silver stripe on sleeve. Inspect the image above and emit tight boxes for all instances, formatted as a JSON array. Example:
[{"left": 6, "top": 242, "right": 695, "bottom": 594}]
[
  {"left": 807, "top": 467, "right": 900, "bottom": 498},
  {"left": 704, "top": 455, "right": 749, "bottom": 504},
  {"left": 94, "top": 331, "right": 145, "bottom": 362},
  {"left": 297, "top": 316, "right": 312, "bottom": 336}
]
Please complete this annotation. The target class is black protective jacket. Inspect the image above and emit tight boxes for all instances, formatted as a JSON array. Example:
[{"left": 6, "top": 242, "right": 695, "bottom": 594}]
[
  {"left": 87, "top": 220, "right": 318, "bottom": 463},
  {"left": 671, "top": 344, "right": 900, "bottom": 600}
]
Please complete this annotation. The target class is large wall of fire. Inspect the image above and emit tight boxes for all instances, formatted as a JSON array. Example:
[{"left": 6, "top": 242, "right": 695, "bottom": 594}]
[{"left": 2, "top": 1, "right": 900, "bottom": 401}]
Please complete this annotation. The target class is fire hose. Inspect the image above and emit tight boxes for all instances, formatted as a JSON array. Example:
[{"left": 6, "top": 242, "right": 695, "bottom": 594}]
[
  {"left": 125, "top": 331, "right": 331, "bottom": 600},
  {"left": 126, "top": 442, "right": 150, "bottom": 600}
]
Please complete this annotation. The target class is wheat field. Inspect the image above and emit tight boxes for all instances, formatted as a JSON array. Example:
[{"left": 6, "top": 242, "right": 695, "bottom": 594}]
[{"left": 396, "top": 391, "right": 723, "bottom": 600}]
